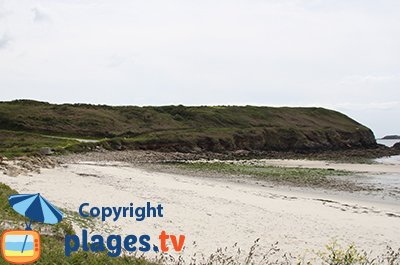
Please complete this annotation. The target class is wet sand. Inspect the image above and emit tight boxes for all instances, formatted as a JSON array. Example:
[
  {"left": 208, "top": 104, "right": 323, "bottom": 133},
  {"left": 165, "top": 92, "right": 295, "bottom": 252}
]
[{"left": 201, "top": 157, "right": 400, "bottom": 174}]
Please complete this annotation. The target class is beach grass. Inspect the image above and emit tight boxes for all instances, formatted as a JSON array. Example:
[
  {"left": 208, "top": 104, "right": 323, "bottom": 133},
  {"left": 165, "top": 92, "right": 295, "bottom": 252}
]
[{"left": 0, "top": 130, "right": 79, "bottom": 158}]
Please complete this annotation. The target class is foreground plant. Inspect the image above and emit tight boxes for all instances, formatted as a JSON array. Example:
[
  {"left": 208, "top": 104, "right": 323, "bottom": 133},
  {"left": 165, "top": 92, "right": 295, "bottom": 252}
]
[{"left": 317, "top": 241, "right": 368, "bottom": 265}]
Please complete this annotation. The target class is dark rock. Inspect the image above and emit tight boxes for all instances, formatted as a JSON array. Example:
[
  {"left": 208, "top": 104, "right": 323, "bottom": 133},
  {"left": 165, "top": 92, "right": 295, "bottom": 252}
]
[
  {"left": 382, "top": 135, "right": 400, "bottom": 140},
  {"left": 39, "top": 147, "right": 54, "bottom": 155}
]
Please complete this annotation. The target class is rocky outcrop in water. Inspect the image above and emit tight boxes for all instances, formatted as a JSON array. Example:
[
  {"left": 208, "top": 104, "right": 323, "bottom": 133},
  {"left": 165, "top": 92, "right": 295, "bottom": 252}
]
[{"left": 393, "top": 142, "right": 400, "bottom": 150}]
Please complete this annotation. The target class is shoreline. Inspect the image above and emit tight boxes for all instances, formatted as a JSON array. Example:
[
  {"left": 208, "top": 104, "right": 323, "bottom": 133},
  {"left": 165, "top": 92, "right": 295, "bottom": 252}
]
[{"left": 1, "top": 151, "right": 400, "bottom": 262}]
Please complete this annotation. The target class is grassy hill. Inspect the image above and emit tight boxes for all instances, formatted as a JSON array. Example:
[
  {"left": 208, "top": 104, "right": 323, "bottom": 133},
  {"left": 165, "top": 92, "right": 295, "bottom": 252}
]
[{"left": 0, "top": 100, "right": 377, "bottom": 156}]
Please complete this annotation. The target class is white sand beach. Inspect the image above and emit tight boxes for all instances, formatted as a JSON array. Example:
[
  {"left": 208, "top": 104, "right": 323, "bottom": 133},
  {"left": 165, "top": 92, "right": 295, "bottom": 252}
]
[{"left": 1, "top": 157, "right": 400, "bottom": 261}]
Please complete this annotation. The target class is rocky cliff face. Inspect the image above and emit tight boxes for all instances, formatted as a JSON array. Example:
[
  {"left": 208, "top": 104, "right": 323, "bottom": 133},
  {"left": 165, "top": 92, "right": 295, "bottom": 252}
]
[{"left": 126, "top": 127, "right": 377, "bottom": 153}]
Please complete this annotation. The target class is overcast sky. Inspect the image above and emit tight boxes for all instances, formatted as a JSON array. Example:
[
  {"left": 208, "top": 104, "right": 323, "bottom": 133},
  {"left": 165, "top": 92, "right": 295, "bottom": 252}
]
[{"left": 0, "top": 0, "right": 399, "bottom": 137}]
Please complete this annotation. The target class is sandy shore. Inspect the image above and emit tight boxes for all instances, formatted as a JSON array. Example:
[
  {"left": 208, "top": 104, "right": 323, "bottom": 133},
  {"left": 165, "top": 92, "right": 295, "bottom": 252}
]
[{"left": 1, "top": 155, "right": 400, "bottom": 262}]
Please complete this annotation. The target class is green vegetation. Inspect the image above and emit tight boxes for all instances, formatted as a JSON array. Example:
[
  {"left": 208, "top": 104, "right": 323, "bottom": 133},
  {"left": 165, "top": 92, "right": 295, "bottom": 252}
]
[
  {"left": 0, "top": 183, "right": 155, "bottom": 265},
  {"left": 318, "top": 241, "right": 368, "bottom": 265},
  {"left": 35, "top": 236, "right": 154, "bottom": 265},
  {"left": 0, "top": 130, "right": 79, "bottom": 158},
  {"left": 317, "top": 241, "right": 400, "bottom": 265},
  {"left": 173, "top": 161, "right": 350, "bottom": 187},
  {"left": 0, "top": 183, "right": 23, "bottom": 221},
  {"left": 0, "top": 100, "right": 366, "bottom": 137},
  {"left": 0, "top": 100, "right": 377, "bottom": 155}
]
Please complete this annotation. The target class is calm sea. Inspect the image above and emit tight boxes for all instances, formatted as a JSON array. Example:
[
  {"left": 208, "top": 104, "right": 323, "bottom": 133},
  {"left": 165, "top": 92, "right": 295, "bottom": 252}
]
[{"left": 377, "top": 139, "right": 400, "bottom": 147}]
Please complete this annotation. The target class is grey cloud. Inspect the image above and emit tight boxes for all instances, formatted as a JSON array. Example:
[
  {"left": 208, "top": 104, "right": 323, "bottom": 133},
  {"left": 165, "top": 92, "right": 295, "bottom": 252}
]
[
  {"left": 0, "top": 34, "right": 11, "bottom": 49},
  {"left": 107, "top": 55, "right": 126, "bottom": 68},
  {"left": 327, "top": 101, "right": 400, "bottom": 111},
  {"left": 340, "top": 74, "right": 399, "bottom": 85},
  {"left": 0, "top": 4, "right": 9, "bottom": 20},
  {"left": 106, "top": 54, "right": 135, "bottom": 68},
  {"left": 32, "top": 7, "right": 51, "bottom": 23}
]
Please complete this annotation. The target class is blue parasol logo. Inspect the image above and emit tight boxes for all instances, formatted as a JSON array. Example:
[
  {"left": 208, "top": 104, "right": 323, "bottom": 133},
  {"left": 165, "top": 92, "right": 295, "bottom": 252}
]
[
  {"left": 8, "top": 193, "right": 63, "bottom": 230},
  {"left": 0, "top": 193, "right": 64, "bottom": 264}
]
